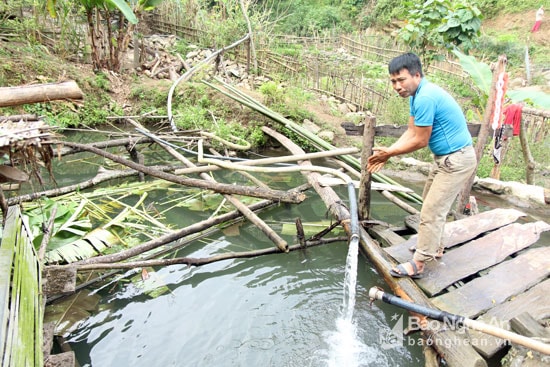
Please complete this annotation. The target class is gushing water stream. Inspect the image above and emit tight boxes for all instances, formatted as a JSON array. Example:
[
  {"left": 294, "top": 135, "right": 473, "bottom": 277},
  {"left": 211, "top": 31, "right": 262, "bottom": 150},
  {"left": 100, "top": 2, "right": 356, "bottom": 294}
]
[{"left": 325, "top": 184, "right": 370, "bottom": 367}]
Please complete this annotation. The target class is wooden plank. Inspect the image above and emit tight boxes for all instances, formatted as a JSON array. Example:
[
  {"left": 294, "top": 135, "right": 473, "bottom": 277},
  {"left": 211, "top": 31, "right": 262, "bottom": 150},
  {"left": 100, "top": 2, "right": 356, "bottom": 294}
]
[
  {"left": 417, "top": 221, "right": 550, "bottom": 296},
  {"left": 483, "top": 278, "right": 550, "bottom": 324},
  {"left": 510, "top": 312, "right": 550, "bottom": 338},
  {"left": 384, "top": 208, "right": 526, "bottom": 263},
  {"left": 431, "top": 246, "right": 550, "bottom": 318}
]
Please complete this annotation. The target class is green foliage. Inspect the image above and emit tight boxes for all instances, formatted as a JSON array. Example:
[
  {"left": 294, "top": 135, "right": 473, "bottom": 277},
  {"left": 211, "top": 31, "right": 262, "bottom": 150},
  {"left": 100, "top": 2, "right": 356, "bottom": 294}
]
[
  {"left": 22, "top": 92, "right": 121, "bottom": 128},
  {"left": 476, "top": 35, "right": 525, "bottom": 68},
  {"left": 359, "top": 0, "right": 407, "bottom": 28},
  {"left": 272, "top": 2, "right": 350, "bottom": 36},
  {"left": 377, "top": 95, "right": 409, "bottom": 125},
  {"left": 481, "top": 0, "right": 543, "bottom": 14},
  {"left": 259, "top": 81, "right": 285, "bottom": 106},
  {"left": 90, "top": 71, "right": 111, "bottom": 91},
  {"left": 453, "top": 50, "right": 550, "bottom": 109},
  {"left": 399, "top": 0, "right": 482, "bottom": 66}
]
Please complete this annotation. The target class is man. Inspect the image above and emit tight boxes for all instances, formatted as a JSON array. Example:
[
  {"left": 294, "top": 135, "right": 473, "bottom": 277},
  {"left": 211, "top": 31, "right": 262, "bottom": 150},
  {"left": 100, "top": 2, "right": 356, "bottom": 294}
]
[{"left": 367, "top": 53, "right": 477, "bottom": 278}]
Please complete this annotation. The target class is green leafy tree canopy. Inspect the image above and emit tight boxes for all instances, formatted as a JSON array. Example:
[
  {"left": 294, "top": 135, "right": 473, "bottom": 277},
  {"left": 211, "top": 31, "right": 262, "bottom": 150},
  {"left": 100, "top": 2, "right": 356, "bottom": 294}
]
[{"left": 399, "top": 0, "right": 482, "bottom": 66}]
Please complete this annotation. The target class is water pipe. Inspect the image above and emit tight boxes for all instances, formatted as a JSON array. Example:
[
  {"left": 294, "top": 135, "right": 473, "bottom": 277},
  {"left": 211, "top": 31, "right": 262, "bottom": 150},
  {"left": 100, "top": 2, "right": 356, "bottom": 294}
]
[{"left": 368, "top": 287, "right": 550, "bottom": 355}]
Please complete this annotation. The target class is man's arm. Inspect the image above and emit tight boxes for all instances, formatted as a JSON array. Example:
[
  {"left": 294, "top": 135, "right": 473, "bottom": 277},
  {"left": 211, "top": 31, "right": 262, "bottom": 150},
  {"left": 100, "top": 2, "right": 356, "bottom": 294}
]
[{"left": 367, "top": 117, "right": 431, "bottom": 173}]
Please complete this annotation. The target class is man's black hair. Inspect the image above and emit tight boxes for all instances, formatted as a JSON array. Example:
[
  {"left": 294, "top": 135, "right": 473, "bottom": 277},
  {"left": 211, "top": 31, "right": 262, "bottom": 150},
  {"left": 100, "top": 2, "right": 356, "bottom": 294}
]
[{"left": 388, "top": 53, "right": 424, "bottom": 77}]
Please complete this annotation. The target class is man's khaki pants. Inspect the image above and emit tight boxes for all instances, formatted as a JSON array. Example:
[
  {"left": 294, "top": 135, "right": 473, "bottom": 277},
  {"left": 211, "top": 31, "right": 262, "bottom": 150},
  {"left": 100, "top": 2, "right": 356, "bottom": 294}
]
[{"left": 413, "top": 145, "right": 477, "bottom": 263}]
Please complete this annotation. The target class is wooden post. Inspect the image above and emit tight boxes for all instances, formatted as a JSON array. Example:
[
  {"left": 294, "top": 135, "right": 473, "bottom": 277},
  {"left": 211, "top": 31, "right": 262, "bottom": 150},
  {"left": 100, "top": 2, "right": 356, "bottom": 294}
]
[
  {"left": 519, "top": 117, "right": 536, "bottom": 185},
  {"left": 490, "top": 136, "right": 510, "bottom": 180},
  {"left": 358, "top": 114, "right": 376, "bottom": 220},
  {"left": 455, "top": 55, "right": 507, "bottom": 215}
]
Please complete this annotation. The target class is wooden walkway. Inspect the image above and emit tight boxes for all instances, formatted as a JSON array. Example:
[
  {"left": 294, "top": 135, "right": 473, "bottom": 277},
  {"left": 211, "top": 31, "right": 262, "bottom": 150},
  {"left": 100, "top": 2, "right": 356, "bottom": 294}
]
[{"left": 382, "top": 208, "right": 550, "bottom": 361}]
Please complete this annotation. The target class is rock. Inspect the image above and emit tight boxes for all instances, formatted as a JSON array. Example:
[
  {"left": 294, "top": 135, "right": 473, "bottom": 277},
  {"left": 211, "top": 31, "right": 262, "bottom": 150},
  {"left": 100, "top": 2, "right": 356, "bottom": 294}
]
[
  {"left": 474, "top": 177, "right": 547, "bottom": 205},
  {"left": 318, "top": 130, "right": 335, "bottom": 142},
  {"left": 302, "top": 119, "right": 321, "bottom": 133},
  {"left": 338, "top": 103, "right": 350, "bottom": 115}
]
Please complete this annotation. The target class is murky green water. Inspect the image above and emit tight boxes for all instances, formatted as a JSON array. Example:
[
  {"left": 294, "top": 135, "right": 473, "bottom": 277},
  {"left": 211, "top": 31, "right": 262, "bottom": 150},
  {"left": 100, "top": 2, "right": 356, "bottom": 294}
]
[
  {"left": 44, "top": 129, "right": 548, "bottom": 367},
  {"left": 36, "top": 133, "right": 425, "bottom": 366},
  {"left": 64, "top": 195, "right": 425, "bottom": 367}
]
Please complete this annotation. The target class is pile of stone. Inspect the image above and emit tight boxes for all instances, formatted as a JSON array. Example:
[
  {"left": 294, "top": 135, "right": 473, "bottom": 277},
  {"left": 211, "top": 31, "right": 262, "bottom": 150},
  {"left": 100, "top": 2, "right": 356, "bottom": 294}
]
[{"left": 136, "top": 35, "right": 271, "bottom": 88}]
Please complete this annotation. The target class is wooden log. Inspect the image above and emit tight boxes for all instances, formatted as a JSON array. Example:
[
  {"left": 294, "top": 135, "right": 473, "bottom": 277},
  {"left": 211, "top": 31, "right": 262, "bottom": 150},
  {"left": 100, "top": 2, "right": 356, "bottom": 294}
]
[
  {"left": 341, "top": 122, "right": 512, "bottom": 139},
  {"left": 0, "top": 81, "right": 83, "bottom": 107}
]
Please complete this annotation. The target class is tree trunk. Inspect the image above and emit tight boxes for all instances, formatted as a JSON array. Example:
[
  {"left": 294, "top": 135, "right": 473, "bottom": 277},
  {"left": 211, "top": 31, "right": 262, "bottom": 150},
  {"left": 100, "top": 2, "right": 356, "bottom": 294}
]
[{"left": 0, "top": 81, "right": 83, "bottom": 107}]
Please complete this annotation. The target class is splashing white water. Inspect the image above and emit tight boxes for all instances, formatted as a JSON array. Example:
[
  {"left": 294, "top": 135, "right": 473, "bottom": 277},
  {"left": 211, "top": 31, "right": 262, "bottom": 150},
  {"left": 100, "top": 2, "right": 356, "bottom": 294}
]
[
  {"left": 325, "top": 237, "right": 372, "bottom": 367},
  {"left": 325, "top": 317, "right": 371, "bottom": 367}
]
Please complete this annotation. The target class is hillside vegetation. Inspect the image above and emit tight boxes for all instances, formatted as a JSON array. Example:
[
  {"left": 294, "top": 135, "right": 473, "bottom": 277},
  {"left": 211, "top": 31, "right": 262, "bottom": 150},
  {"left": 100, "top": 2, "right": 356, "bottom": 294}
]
[{"left": 0, "top": 0, "right": 548, "bottom": 186}]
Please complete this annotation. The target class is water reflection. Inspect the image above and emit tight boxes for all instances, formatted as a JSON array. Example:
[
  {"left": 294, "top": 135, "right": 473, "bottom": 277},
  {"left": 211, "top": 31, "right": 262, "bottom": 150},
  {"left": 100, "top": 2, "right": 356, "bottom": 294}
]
[{"left": 67, "top": 232, "right": 423, "bottom": 366}]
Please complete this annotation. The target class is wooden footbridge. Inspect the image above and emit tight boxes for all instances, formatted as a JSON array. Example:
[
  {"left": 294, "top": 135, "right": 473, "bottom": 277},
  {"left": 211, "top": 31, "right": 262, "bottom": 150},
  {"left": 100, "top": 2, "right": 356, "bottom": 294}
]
[{"left": 366, "top": 207, "right": 550, "bottom": 366}]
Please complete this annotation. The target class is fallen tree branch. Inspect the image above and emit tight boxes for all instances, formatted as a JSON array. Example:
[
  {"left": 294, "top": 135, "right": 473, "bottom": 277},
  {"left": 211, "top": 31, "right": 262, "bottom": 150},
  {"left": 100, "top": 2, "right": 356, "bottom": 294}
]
[
  {"left": 7, "top": 166, "right": 177, "bottom": 205},
  {"left": 56, "top": 140, "right": 306, "bottom": 204},
  {"left": 49, "top": 237, "right": 347, "bottom": 271}
]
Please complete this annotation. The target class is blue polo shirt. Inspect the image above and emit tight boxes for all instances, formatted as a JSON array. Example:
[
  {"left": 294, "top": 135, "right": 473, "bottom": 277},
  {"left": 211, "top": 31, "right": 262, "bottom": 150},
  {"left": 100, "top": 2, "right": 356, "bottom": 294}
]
[{"left": 410, "top": 79, "right": 472, "bottom": 156}]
